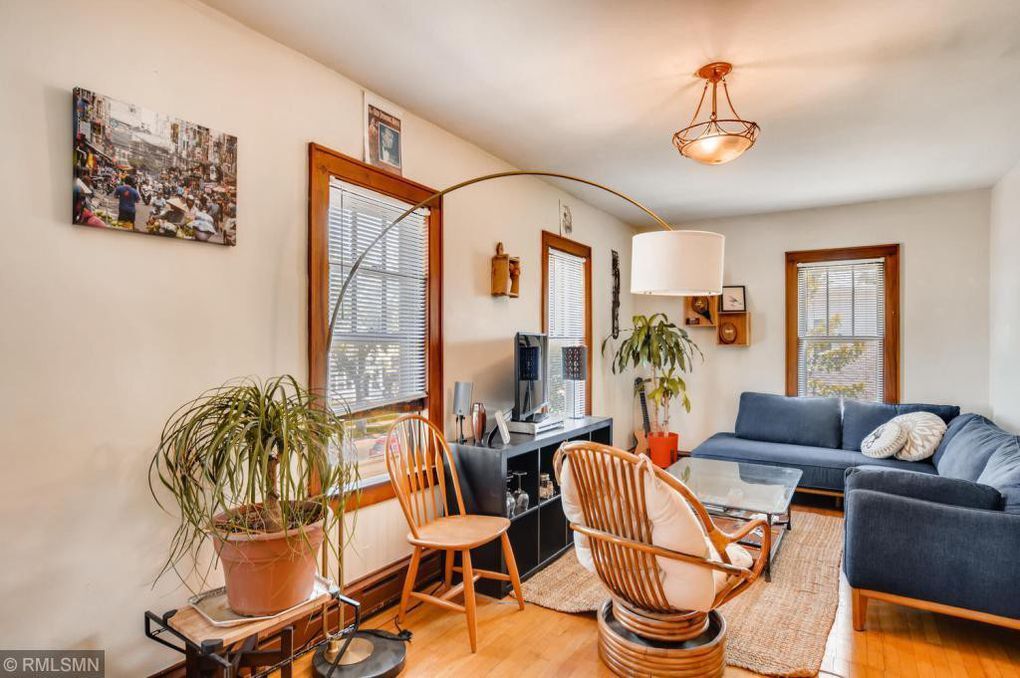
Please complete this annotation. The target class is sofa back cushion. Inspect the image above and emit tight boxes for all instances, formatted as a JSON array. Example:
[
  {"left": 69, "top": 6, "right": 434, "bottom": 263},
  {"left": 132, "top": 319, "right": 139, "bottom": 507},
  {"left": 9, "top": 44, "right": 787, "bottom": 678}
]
[
  {"left": 931, "top": 413, "right": 985, "bottom": 469},
  {"left": 935, "top": 414, "right": 1016, "bottom": 483},
  {"left": 735, "top": 392, "right": 842, "bottom": 449},
  {"left": 841, "top": 399, "right": 960, "bottom": 451},
  {"left": 974, "top": 428, "right": 1020, "bottom": 514}
]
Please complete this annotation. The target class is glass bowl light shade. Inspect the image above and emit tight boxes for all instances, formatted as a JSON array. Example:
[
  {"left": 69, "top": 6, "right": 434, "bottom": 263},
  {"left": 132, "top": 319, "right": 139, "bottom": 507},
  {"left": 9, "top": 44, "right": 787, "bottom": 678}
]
[
  {"left": 674, "top": 119, "right": 759, "bottom": 165},
  {"left": 630, "top": 230, "right": 724, "bottom": 296}
]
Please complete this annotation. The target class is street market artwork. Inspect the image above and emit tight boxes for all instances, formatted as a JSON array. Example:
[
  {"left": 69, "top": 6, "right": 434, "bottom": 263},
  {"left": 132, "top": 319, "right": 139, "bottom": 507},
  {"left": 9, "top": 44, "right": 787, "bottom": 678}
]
[{"left": 73, "top": 87, "right": 238, "bottom": 246}]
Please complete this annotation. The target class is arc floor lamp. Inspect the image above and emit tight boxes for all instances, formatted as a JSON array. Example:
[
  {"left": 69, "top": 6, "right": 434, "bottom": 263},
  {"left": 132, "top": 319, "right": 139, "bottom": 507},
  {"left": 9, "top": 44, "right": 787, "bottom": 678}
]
[{"left": 315, "top": 170, "right": 725, "bottom": 677}]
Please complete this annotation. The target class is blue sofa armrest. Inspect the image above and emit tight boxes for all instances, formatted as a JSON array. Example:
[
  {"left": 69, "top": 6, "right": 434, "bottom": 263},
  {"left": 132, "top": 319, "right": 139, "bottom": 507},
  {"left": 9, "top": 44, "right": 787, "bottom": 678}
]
[
  {"left": 845, "top": 466, "right": 1003, "bottom": 510},
  {"left": 844, "top": 489, "right": 1020, "bottom": 620}
]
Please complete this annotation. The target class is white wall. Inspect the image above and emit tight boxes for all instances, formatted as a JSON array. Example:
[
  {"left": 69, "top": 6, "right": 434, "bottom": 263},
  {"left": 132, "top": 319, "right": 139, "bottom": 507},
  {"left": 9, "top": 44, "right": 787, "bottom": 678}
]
[
  {"left": 990, "top": 162, "right": 1020, "bottom": 431},
  {"left": 0, "top": 2, "right": 634, "bottom": 675},
  {"left": 636, "top": 190, "right": 992, "bottom": 447}
]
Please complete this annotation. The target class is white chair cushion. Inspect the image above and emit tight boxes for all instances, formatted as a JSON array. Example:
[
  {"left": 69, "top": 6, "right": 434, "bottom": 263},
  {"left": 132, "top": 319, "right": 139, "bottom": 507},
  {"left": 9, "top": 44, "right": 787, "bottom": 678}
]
[
  {"left": 559, "top": 457, "right": 594, "bottom": 570},
  {"left": 724, "top": 543, "right": 754, "bottom": 570},
  {"left": 640, "top": 456, "right": 719, "bottom": 612},
  {"left": 891, "top": 412, "right": 947, "bottom": 462},
  {"left": 861, "top": 421, "right": 907, "bottom": 458},
  {"left": 560, "top": 453, "right": 750, "bottom": 613}
]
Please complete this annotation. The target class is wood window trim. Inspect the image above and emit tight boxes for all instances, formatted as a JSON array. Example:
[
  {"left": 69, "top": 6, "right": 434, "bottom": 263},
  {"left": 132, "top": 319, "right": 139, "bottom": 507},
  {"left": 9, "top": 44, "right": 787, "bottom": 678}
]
[
  {"left": 308, "top": 143, "right": 443, "bottom": 508},
  {"left": 541, "top": 230, "right": 593, "bottom": 415},
  {"left": 784, "top": 244, "right": 900, "bottom": 403}
]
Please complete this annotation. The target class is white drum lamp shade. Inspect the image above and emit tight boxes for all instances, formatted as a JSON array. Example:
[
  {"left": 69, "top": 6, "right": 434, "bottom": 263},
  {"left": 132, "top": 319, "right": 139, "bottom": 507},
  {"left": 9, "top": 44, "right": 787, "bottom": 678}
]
[{"left": 630, "top": 230, "right": 725, "bottom": 296}]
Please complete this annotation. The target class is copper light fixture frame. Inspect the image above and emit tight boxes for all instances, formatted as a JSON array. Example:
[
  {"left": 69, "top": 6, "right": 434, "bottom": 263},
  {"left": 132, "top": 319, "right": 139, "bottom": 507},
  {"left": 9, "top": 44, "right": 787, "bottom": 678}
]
[{"left": 672, "top": 62, "right": 760, "bottom": 162}]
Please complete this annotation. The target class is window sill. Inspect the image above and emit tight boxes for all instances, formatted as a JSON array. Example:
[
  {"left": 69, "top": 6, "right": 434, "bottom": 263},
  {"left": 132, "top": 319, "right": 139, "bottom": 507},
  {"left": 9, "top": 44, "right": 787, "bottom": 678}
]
[{"left": 333, "top": 476, "right": 395, "bottom": 511}]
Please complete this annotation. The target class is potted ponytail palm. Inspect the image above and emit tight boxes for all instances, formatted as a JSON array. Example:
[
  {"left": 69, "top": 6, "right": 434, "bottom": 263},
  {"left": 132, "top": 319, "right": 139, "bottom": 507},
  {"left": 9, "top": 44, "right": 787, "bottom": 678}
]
[
  {"left": 604, "top": 313, "right": 702, "bottom": 467},
  {"left": 150, "top": 375, "right": 357, "bottom": 616}
]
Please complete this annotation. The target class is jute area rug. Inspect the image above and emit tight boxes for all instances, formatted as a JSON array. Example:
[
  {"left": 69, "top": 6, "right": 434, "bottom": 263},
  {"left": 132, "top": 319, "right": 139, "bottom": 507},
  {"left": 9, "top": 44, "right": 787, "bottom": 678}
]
[{"left": 520, "top": 511, "right": 843, "bottom": 677}]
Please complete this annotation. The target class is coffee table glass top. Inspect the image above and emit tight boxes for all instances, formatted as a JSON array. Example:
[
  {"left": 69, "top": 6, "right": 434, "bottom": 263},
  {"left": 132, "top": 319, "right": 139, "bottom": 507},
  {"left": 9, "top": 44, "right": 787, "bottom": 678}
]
[{"left": 666, "top": 457, "right": 802, "bottom": 515}]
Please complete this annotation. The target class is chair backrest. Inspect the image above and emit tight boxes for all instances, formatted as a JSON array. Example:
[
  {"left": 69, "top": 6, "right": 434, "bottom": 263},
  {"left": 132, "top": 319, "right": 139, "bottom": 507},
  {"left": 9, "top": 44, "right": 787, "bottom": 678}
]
[
  {"left": 555, "top": 441, "right": 755, "bottom": 614},
  {"left": 557, "top": 442, "right": 672, "bottom": 611},
  {"left": 385, "top": 414, "right": 466, "bottom": 539}
]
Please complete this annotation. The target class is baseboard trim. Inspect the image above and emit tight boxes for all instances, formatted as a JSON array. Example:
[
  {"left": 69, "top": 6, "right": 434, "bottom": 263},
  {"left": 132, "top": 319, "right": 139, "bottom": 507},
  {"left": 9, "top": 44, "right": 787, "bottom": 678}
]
[
  {"left": 148, "top": 550, "right": 442, "bottom": 677},
  {"left": 854, "top": 587, "right": 1020, "bottom": 631}
]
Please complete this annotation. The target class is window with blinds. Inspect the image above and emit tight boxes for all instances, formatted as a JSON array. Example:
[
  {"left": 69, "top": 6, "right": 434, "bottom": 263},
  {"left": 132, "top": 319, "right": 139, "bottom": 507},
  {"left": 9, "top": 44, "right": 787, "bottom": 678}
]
[
  {"left": 327, "top": 178, "right": 429, "bottom": 418},
  {"left": 546, "top": 246, "right": 588, "bottom": 417},
  {"left": 797, "top": 258, "right": 885, "bottom": 401}
]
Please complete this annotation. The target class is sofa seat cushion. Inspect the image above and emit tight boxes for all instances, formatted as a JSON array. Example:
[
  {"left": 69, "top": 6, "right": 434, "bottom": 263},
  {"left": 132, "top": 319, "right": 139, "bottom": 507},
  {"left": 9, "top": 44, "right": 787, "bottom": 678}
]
[
  {"left": 691, "top": 433, "right": 936, "bottom": 492},
  {"left": 842, "top": 399, "right": 960, "bottom": 451},
  {"left": 845, "top": 453, "right": 938, "bottom": 475},
  {"left": 735, "top": 392, "right": 842, "bottom": 449},
  {"left": 935, "top": 414, "right": 1018, "bottom": 482}
]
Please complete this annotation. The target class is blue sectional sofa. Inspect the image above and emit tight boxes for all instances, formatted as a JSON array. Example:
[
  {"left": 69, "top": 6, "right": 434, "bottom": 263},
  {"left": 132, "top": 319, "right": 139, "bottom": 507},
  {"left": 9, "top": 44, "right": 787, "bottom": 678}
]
[
  {"left": 692, "top": 392, "right": 1020, "bottom": 630},
  {"left": 691, "top": 392, "right": 960, "bottom": 493},
  {"left": 843, "top": 414, "right": 1020, "bottom": 631}
]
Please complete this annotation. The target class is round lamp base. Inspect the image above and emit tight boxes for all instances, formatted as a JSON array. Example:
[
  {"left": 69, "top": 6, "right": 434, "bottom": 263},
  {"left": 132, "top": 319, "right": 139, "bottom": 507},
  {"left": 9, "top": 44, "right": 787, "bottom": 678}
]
[{"left": 312, "top": 633, "right": 406, "bottom": 678}]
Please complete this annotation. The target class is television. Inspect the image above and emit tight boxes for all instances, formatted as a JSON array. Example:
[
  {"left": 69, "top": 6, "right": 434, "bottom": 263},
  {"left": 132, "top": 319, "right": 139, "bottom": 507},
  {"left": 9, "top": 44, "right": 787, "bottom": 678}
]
[{"left": 513, "top": 332, "right": 549, "bottom": 422}]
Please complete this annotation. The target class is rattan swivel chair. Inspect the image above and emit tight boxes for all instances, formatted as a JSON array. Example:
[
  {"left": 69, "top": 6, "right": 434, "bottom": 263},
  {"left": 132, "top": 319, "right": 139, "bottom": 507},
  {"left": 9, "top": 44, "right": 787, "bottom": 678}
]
[{"left": 554, "top": 441, "right": 770, "bottom": 677}]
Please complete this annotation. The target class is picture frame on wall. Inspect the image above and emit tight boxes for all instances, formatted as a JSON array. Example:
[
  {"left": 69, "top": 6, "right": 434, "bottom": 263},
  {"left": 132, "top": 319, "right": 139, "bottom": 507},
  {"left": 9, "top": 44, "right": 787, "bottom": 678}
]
[
  {"left": 363, "top": 92, "right": 403, "bottom": 175},
  {"left": 720, "top": 285, "right": 747, "bottom": 312},
  {"left": 72, "top": 87, "right": 238, "bottom": 246}
]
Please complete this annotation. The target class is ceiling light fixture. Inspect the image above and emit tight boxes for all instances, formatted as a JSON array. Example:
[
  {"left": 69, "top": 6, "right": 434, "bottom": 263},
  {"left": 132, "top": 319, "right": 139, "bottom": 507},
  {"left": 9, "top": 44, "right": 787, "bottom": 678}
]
[{"left": 673, "top": 62, "right": 759, "bottom": 165}]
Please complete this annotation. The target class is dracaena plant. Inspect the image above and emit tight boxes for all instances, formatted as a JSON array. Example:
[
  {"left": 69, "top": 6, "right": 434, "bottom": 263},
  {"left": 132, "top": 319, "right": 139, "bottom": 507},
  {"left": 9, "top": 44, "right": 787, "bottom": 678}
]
[
  {"left": 149, "top": 375, "right": 357, "bottom": 587},
  {"left": 603, "top": 313, "right": 702, "bottom": 434}
]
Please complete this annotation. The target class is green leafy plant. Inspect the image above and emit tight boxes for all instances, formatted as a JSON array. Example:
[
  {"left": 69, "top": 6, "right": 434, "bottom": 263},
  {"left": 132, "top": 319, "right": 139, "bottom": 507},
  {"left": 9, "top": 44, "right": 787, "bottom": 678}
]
[
  {"left": 603, "top": 313, "right": 702, "bottom": 433},
  {"left": 149, "top": 375, "right": 357, "bottom": 587}
]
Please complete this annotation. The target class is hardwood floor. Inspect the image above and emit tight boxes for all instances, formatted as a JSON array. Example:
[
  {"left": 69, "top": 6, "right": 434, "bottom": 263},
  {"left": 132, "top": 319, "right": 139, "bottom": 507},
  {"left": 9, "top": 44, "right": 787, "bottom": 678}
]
[{"left": 292, "top": 505, "right": 1020, "bottom": 677}]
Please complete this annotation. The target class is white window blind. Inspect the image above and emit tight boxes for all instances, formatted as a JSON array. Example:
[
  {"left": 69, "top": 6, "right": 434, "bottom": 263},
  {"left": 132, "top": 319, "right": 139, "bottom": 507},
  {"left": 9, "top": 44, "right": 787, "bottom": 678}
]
[
  {"left": 797, "top": 258, "right": 885, "bottom": 401},
  {"left": 328, "top": 178, "right": 429, "bottom": 416},
  {"left": 547, "top": 247, "right": 587, "bottom": 417}
]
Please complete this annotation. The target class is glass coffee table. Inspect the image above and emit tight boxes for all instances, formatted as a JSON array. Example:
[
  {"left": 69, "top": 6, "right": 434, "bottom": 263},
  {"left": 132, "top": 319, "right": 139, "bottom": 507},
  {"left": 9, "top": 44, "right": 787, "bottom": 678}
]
[{"left": 666, "top": 457, "right": 802, "bottom": 580}]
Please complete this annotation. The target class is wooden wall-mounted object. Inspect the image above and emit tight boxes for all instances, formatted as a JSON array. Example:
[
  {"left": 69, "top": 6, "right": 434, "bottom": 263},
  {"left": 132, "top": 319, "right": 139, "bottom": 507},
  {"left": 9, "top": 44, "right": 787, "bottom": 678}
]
[
  {"left": 717, "top": 312, "right": 751, "bottom": 346},
  {"left": 491, "top": 242, "right": 521, "bottom": 297},
  {"left": 683, "top": 296, "right": 718, "bottom": 327}
]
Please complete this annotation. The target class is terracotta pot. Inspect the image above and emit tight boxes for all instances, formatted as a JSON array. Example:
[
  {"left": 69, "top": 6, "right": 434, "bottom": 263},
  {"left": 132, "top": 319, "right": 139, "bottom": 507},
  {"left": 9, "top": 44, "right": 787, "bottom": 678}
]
[
  {"left": 647, "top": 432, "right": 679, "bottom": 468},
  {"left": 213, "top": 509, "right": 325, "bottom": 616}
]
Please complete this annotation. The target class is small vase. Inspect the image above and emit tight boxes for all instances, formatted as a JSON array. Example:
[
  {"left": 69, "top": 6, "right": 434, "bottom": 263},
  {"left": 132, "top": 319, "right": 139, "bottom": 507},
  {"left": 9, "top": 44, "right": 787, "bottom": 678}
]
[{"left": 471, "top": 403, "right": 487, "bottom": 443}]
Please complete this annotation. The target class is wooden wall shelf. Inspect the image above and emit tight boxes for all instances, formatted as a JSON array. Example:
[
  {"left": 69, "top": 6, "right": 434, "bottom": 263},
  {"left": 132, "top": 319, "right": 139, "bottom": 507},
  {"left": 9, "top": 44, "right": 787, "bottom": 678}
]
[
  {"left": 683, "top": 296, "right": 718, "bottom": 328},
  {"left": 717, "top": 311, "right": 751, "bottom": 346}
]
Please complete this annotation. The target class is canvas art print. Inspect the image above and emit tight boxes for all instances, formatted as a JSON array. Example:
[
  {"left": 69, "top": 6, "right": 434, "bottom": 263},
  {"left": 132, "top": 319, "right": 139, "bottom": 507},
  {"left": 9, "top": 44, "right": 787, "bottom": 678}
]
[
  {"left": 73, "top": 87, "right": 238, "bottom": 246},
  {"left": 364, "top": 93, "right": 402, "bottom": 175}
]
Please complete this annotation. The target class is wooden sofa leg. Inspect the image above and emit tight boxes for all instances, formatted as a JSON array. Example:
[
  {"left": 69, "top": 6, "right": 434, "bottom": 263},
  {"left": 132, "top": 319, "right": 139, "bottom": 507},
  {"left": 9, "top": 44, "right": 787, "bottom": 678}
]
[{"left": 852, "top": 588, "right": 868, "bottom": 632}]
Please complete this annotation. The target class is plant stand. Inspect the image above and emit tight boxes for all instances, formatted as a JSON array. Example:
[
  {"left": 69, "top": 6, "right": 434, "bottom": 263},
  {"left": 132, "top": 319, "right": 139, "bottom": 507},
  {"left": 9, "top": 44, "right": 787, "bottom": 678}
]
[{"left": 144, "top": 589, "right": 357, "bottom": 678}]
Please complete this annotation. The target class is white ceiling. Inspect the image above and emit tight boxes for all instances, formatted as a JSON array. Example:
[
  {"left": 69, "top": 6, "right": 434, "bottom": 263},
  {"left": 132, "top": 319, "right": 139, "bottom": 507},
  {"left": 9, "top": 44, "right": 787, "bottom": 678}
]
[{"left": 204, "top": 0, "right": 1020, "bottom": 225}]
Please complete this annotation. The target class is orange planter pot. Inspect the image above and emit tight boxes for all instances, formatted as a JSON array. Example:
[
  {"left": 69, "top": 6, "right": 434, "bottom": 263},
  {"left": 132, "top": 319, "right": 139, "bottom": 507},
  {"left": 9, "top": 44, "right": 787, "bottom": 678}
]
[
  {"left": 213, "top": 515, "right": 324, "bottom": 616},
  {"left": 647, "top": 432, "right": 679, "bottom": 468}
]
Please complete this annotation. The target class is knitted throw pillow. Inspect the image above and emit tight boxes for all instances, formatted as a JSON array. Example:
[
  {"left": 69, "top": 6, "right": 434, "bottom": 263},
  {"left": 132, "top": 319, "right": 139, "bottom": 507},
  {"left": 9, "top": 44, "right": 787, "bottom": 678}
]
[
  {"left": 861, "top": 421, "right": 907, "bottom": 458},
  {"left": 892, "top": 412, "right": 948, "bottom": 462}
]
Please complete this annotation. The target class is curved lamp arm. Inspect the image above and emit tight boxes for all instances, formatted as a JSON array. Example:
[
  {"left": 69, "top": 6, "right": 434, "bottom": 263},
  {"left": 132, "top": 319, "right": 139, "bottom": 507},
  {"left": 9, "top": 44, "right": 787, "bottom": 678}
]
[{"left": 327, "top": 170, "right": 674, "bottom": 343}]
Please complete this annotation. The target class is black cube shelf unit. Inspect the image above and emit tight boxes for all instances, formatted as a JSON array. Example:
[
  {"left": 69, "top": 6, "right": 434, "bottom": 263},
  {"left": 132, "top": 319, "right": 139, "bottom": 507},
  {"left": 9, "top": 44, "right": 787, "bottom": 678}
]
[{"left": 450, "top": 416, "right": 613, "bottom": 598}]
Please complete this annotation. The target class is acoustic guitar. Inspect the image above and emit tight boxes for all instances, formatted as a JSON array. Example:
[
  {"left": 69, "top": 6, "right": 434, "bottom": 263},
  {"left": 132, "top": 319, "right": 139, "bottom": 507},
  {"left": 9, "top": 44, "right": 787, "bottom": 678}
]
[{"left": 633, "top": 377, "right": 652, "bottom": 455}]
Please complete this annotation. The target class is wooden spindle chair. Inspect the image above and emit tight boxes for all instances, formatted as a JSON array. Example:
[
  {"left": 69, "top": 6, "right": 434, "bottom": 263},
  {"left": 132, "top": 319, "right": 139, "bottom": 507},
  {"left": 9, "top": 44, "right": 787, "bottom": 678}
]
[
  {"left": 384, "top": 414, "right": 525, "bottom": 652},
  {"left": 554, "top": 441, "right": 771, "bottom": 678}
]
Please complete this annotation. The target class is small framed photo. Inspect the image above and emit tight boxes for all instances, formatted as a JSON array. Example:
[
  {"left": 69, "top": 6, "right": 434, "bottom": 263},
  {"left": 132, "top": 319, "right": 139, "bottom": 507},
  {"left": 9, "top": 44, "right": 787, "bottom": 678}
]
[
  {"left": 364, "top": 92, "right": 403, "bottom": 175},
  {"left": 494, "top": 409, "right": 512, "bottom": 445},
  {"left": 720, "top": 285, "right": 746, "bottom": 312}
]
